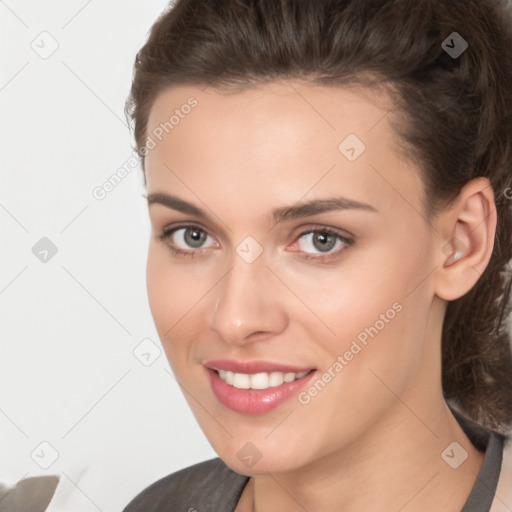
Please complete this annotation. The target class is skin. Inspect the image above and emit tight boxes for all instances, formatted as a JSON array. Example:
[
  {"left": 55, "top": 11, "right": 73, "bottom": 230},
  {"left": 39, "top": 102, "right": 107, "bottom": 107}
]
[{"left": 143, "top": 81, "right": 496, "bottom": 512}]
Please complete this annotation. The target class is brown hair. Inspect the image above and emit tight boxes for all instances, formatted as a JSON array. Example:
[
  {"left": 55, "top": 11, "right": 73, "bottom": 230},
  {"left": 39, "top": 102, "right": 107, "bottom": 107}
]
[{"left": 125, "top": 0, "right": 512, "bottom": 435}]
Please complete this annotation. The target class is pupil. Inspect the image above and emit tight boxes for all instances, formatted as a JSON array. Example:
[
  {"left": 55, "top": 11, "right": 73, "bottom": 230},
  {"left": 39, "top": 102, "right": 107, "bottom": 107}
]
[{"left": 313, "top": 232, "right": 335, "bottom": 252}]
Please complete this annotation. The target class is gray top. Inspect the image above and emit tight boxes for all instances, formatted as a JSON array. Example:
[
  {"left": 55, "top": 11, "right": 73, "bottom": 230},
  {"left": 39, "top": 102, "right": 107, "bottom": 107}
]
[{"left": 123, "top": 409, "right": 506, "bottom": 512}]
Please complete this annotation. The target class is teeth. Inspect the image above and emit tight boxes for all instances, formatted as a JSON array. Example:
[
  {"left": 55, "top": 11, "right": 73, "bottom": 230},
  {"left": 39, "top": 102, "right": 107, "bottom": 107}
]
[
  {"left": 233, "top": 372, "right": 250, "bottom": 389},
  {"left": 216, "top": 369, "right": 309, "bottom": 390},
  {"left": 269, "top": 372, "right": 284, "bottom": 387},
  {"left": 250, "top": 372, "right": 269, "bottom": 389}
]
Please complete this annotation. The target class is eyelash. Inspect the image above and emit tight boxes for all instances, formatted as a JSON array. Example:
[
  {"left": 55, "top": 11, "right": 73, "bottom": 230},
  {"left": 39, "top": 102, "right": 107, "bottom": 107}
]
[{"left": 156, "top": 223, "right": 354, "bottom": 262}]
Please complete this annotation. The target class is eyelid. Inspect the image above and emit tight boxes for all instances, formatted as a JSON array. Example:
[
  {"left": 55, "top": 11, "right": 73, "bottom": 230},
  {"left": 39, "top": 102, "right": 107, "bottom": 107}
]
[
  {"left": 290, "top": 223, "right": 355, "bottom": 242},
  {"left": 159, "top": 221, "right": 215, "bottom": 237}
]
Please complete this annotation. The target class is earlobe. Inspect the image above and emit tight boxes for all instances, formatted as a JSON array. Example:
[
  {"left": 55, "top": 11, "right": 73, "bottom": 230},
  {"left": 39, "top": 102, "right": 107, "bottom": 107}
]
[{"left": 435, "top": 178, "right": 497, "bottom": 301}]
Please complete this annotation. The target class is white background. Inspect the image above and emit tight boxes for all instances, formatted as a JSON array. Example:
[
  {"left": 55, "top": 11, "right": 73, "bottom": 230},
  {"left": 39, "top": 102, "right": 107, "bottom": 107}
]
[{"left": 0, "top": 1, "right": 217, "bottom": 511}]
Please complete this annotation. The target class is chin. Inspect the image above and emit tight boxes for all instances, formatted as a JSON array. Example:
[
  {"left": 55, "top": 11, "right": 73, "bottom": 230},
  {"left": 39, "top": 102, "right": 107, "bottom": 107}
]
[{"left": 221, "top": 455, "right": 293, "bottom": 476}]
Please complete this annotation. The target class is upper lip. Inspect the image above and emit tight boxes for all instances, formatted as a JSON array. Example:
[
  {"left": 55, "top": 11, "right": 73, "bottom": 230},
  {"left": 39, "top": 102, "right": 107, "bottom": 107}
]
[{"left": 204, "top": 359, "right": 315, "bottom": 374}]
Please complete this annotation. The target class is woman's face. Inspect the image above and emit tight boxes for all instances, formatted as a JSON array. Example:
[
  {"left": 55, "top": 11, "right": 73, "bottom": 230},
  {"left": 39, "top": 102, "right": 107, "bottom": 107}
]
[{"left": 144, "top": 81, "right": 443, "bottom": 475}]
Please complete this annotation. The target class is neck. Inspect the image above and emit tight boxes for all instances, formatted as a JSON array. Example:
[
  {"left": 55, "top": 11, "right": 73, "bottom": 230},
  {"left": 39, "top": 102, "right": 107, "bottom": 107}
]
[{"left": 239, "top": 394, "right": 485, "bottom": 512}]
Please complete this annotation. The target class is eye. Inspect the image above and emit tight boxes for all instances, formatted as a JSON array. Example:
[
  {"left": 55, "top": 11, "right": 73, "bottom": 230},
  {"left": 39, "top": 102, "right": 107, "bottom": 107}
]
[
  {"left": 156, "top": 223, "right": 353, "bottom": 261},
  {"left": 156, "top": 224, "right": 217, "bottom": 258},
  {"left": 292, "top": 227, "right": 354, "bottom": 261}
]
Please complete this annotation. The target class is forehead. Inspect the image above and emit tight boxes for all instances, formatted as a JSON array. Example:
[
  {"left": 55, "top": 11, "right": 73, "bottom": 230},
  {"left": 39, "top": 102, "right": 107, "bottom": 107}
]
[
  {"left": 144, "top": 81, "right": 425, "bottom": 223},
  {"left": 146, "top": 80, "right": 397, "bottom": 150}
]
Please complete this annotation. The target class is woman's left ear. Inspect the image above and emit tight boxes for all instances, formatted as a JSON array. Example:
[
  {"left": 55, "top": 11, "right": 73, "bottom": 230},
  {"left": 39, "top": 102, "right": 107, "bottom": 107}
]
[{"left": 434, "top": 177, "right": 497, "bottom": 301}]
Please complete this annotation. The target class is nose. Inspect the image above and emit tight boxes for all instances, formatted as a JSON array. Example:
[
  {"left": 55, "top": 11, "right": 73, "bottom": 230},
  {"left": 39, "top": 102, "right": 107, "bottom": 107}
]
[{"left": 208, "top": 253, "right": 288, "bottom": 346}]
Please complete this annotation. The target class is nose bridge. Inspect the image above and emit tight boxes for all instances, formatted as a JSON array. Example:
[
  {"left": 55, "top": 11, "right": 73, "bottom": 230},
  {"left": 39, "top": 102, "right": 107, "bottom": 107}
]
[{"left": 209, "top": 247, "right": 286, "bottom": 343}]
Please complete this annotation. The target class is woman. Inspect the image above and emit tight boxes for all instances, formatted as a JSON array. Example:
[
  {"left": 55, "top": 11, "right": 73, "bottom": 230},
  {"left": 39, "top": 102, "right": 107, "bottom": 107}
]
[{"left": 122, "top": 0, "right": 512, "bottom": 510}]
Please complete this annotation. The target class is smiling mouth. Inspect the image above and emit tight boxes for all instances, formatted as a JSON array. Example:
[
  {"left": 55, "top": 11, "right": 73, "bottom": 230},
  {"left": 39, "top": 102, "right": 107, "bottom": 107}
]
[
  {"left": 214, "top": 369, "right": 314, "bottom": 390},
  {"left": 205, "top": 363, "right": 317, "bottom": 414}
]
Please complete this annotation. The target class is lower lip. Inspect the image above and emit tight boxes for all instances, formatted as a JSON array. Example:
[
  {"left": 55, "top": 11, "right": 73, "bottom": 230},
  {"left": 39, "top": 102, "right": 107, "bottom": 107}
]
[{"left": 206, "top": 367, "right": 316, "bottom": 415}]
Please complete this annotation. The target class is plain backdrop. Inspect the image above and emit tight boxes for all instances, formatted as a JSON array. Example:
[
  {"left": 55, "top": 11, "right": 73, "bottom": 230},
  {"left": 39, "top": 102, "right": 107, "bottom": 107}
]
[{"left": 0, "top": 1, "right": 217, "bottom": 511}]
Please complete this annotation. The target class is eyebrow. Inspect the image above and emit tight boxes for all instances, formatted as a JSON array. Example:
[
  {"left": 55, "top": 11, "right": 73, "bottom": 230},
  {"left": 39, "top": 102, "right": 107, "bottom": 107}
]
[{"left": 146, "top": 192, "right": 378, "bottom": 225}]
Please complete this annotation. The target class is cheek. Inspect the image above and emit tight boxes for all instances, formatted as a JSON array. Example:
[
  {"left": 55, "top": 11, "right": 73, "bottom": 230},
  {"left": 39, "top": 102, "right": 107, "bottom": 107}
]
[
  {"left": 146, "top": 242, "right": 192, "bottom": 357},
  {"left": 283, "top": 254, "right": 433, "bottom": 451},
  {"left": 146, "top": 242, "right": 171, "bottom": 333},
  {"left": 145, "top": 241, "right": 216, "bottom": 368},
  {"left": 146, "top": 240, "right": 201, "bottom": 327},
  {"left": 294, "top": 234, "right": 433, "bottom": 377}
]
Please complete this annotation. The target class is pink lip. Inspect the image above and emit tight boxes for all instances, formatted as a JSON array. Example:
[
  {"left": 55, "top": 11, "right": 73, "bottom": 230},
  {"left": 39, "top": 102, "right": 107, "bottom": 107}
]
[
  {"left": 205, "top": 365, "right": 317, "bottom": 415},
  {"left": 204, "top": 359, "right": 314, "bottom": 374}
]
